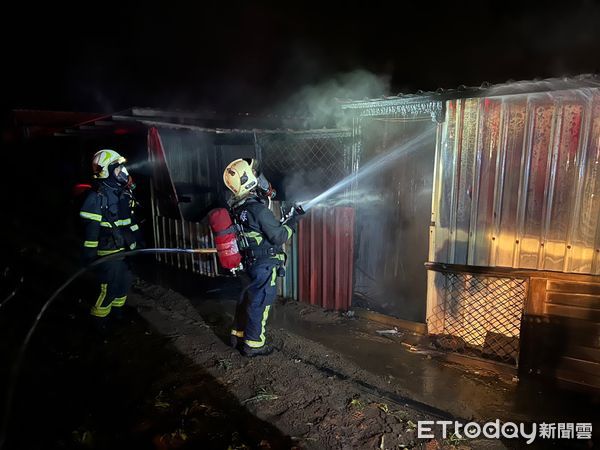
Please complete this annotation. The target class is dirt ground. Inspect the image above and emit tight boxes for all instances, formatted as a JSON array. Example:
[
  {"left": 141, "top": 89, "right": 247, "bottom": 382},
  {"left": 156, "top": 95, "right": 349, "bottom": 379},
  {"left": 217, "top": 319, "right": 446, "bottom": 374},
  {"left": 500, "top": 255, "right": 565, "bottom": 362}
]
[
  {"left": 0, "top": 247, "right": 501, "bottom": 450},
  {"left": 127, "top": 280, "right": 463, "bottom": 450},
  {"left": 2, "top": 246, "right": 594, "bottom": 449}
]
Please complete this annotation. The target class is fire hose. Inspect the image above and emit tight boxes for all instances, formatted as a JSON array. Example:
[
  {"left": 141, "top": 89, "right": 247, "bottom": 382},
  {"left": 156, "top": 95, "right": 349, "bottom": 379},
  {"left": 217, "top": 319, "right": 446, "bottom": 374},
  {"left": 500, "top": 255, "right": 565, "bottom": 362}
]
[{"left": 0, "top": 247, "right": 215, "bottom": 449}]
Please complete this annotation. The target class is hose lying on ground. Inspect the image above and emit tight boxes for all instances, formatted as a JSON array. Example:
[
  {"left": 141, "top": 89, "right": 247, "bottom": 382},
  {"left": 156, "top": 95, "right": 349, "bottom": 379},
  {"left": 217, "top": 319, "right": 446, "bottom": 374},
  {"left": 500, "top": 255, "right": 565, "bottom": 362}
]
[{"left": 0, "top": 247, "right": 214, "bottom": 450}]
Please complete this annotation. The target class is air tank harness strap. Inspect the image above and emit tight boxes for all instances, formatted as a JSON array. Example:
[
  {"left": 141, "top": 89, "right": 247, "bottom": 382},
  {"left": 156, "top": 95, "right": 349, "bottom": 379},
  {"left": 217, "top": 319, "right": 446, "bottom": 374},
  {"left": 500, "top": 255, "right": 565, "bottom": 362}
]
[
  {"left": 214, "top": 225, "right": 237, "bottom": 237},
  {"left": 98, "top": 190, "right": 126, "bottom": 249},
  {"left": 245, "top": 247, "right": 282, "bottom": 259}
]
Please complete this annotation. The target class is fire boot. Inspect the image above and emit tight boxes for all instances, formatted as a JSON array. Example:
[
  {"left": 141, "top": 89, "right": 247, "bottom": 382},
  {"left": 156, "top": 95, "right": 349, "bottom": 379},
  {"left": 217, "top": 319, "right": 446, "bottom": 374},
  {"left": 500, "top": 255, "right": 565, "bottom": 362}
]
[
  {"left": 241, "top": 343, "right": 273, "bottom": 357},
  {"left": 230, "top": 329, "right": 244, "bottom": 350}
]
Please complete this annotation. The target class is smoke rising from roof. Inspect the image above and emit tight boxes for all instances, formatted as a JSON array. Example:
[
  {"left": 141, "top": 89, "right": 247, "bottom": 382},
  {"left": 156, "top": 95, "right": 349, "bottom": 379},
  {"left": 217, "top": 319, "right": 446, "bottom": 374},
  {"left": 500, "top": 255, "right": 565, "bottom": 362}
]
[{"left": 274, "top": 69, "right": 390, "bottom": 128}]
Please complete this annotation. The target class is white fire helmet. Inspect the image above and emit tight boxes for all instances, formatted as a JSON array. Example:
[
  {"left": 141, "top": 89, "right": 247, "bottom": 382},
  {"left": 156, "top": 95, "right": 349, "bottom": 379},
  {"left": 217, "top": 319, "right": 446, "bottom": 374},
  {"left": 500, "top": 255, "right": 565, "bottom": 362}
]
[{"left": 92, "top": 149, "right": 127, "bottom": 179}]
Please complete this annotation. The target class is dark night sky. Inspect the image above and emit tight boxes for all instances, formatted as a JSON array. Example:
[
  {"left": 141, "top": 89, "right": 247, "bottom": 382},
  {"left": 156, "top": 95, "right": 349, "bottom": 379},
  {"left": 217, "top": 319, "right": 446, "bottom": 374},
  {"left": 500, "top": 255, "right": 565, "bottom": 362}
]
[{"left": 4, "top": 1, "right": 600, "bottom": 115}]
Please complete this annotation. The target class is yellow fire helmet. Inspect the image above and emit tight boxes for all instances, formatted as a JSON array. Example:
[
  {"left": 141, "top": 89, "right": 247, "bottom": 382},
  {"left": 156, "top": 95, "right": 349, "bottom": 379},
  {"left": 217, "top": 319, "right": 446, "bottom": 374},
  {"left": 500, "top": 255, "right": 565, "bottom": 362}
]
[
  {"left": 223, "top": 158, "right": 258, "bottom": 198},
  {"left": 92, "top": 149, "right": 126, "bottom": 179}
]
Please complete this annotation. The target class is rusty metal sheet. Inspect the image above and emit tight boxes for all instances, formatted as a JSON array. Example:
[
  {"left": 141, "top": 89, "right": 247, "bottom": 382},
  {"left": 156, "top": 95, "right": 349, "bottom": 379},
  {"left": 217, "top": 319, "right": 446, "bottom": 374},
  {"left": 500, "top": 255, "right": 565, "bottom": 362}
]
[
  {"left": 494, "top": 98, "right": 527, "bottom": 268},
  {"left": 471, "top": 98, "right": 502, "bottom": 266},
  {"left": 544, "top": 101, "right": 584, "bottom": 271},
  {"left": 519, "top": 99, "right": 555, "bottom": 269},
  {"left": 433, "top": 87, "right": 600, "bottom": 275},
  {"left": 567, "top": 93, "right": 600, "bottom": 274}
]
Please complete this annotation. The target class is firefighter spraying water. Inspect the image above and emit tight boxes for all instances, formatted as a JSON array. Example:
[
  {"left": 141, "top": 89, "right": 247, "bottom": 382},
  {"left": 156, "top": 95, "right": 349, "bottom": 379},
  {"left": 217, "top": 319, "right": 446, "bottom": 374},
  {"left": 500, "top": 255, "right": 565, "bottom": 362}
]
[
  {"left": 208, "top": 158, "right": 306, "bottom": 357},
  {"left": 79, "top": 149, "right": 146, "bottom": 322},
  {"left": 1, "top": 128, "right": 437, "bottom": 448}
]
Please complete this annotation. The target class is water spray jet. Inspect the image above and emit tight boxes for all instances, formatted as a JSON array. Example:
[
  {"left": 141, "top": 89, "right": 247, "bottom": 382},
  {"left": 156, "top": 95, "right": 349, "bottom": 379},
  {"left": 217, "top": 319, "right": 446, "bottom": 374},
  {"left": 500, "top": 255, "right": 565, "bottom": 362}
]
[{"left": 300, "top": 128, "right": 436, "bottom": 211}]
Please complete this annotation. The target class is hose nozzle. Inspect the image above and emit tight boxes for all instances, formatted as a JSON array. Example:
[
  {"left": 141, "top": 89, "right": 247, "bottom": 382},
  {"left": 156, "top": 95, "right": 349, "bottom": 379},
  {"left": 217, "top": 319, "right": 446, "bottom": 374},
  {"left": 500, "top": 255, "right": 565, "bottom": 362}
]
[
  {"left": 281, "top": 203, "right": 306, "bottom": 224},
  {"left": 293, "top": 203, "right": 305, "bottom": 216}
]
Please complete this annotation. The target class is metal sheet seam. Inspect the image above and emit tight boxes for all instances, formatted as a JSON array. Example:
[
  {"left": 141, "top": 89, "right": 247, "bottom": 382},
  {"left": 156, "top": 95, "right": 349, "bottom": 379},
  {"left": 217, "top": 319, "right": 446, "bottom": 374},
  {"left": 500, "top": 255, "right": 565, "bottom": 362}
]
[
  {"left": 565, "top": 95, "right": 593, "bottom": 272},
  {"left": 430, "top": 122, "right": 444, "bottom": 262},
  {"left": 490, "top": 99, "right": 508, "bottom": 266},
  {"left": 514, "top": 98, "right": 536, "bottom": 268},
  {"left": 437, "top": 105, "right": 452, "bottom": 263},
  {"left": 448, "top": 99, "right": 463, "bottom": 263},
  {"left": 467, "top": 98, "right": 485, "bottom": 265},
  {"left": 539, "top": 102, "right": 563, "bottom": 269}
]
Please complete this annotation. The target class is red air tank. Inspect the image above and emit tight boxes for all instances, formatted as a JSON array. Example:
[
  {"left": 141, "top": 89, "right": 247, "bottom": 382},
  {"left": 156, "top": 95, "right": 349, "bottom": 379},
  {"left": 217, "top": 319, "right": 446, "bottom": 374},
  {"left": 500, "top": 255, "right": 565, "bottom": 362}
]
[{"left": 208, "top": 208, "right": 242, "bottom": 270}]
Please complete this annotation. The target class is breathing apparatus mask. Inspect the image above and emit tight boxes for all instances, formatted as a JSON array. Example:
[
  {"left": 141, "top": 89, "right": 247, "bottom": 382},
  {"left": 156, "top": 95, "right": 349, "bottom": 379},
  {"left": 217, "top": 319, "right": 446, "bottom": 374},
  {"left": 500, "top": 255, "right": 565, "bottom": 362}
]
[
  {"left": 109, "top": 163, "right": 134, "bottom": 189},
  {"left": 247, "top": 158, "right": 276, "bottom": 201},
  {"left": 256, "top": 172, "right": 276, "bottom": 200}
]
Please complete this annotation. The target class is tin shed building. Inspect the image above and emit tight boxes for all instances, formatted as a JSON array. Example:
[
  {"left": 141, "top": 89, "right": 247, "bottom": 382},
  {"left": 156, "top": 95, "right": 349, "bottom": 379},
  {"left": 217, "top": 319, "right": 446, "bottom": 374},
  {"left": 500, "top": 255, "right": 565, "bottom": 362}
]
[{"left": 341, "top": 75, "right": 600, "bottom": 389}]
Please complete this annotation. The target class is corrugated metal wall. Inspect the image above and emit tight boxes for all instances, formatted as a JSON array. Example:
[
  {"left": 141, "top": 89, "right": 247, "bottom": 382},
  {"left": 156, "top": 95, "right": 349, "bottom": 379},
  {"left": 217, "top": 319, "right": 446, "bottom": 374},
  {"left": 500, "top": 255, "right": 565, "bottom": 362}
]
[
  {"left": 157, "top": 127, "right": 220, "bottom": 221},
  {"left": 148, "top": 127, "right": 181, "bottom": 220},
  {"left": 148, "top": 126, "right": 356, "bottom": 306},
  {"left": 354, "top": 118, "right": 437, "bottom": 322},
  {"left": 432, "top": 88, "right": 600, "bottom": 275},
  {"left": 298, "top": 206, "right": 355, "bottom": 311}
]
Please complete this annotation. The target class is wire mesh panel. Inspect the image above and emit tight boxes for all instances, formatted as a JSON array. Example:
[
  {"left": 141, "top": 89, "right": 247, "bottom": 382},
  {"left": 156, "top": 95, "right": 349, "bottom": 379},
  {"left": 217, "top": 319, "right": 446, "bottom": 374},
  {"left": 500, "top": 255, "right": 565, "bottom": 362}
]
[
  {"left": 257, "top": 132, "right": 352, "bottom": 201},
  {"left": 428, "top": 271, "right": 527, "bottom": 365}
]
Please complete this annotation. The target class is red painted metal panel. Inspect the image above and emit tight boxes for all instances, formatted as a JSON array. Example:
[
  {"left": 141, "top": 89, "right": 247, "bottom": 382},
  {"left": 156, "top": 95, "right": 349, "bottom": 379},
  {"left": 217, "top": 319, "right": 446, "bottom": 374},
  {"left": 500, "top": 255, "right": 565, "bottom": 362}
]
[
  {"left": 298, "top": 206, "right": 355, "bottom": 311},
  {"left": 309, "top": 208, "right": 323, "bottom": 306},
  {"left": 298, "top": 216, "right": 309, "bottom": 303},
  {"left": 322, "top": 208, "right": 335, "bottom": 309},
  {"left": 335, "top": 208, "right": 355, "bottom": 311}
]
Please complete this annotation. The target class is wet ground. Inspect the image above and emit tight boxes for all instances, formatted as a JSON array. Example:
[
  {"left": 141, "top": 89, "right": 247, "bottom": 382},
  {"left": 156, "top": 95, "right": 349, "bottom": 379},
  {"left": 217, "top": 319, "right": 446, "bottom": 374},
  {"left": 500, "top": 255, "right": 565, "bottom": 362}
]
[
  {"left": 1, "top": 243, "right": 598, "bottom": 449},
  {"left": 148, "top": 265, "right": 600, "bottom": 427}
]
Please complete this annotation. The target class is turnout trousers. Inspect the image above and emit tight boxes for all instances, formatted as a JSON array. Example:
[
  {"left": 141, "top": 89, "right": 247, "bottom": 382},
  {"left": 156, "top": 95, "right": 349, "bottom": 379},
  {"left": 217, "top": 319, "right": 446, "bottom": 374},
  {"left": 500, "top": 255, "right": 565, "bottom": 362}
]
[
  {"left": 91, "top": 257, "right": 133, "bottom": 318},
  {"left": 231, "top": 262, "right": 278, "bottom": 349}
]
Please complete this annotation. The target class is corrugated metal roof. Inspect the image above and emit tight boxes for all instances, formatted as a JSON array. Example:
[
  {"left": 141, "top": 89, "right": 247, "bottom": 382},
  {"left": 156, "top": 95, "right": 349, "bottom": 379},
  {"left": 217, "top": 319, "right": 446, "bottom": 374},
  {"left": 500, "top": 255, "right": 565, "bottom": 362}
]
[
  {"left": 339, "top": 74, "right": 600, "bottom": 110},
  {"left": 11, "top": 109, "right": 107, "bottom": 138},
  {"left": 57, "top": 107, "right": 349, "bottom": 137}
]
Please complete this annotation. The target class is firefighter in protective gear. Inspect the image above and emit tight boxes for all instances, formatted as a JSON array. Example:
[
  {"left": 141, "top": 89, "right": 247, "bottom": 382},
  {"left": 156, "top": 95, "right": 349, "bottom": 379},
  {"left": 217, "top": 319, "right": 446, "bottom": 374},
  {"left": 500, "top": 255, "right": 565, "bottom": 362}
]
[
  {"left": 80, "top": 149, "right": 142, "bottom": 319},
  {"left": 224, "top": 158, "right": 302, "bottom": 357}
]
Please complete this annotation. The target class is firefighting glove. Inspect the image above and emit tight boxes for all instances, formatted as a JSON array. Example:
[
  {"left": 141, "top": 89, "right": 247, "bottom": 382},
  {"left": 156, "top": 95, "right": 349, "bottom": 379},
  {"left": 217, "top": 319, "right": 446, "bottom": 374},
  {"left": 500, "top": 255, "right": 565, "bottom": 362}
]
[
  {"left": 293, "top": 204, "right": 306, "bottom": 217},
  {"left": 284, "top": 204, "right": 306, "bottom": 229}
]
